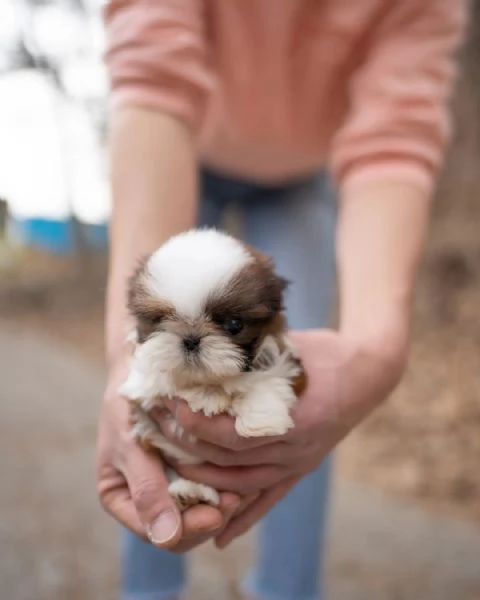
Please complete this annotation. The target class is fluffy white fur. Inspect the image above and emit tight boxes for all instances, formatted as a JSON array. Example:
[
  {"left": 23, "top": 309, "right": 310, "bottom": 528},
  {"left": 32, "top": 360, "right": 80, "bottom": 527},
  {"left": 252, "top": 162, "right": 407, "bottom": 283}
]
[
  {"left": 121, "top": 331, "right": 245, "bottom": 399},
  {"left": 120, "top": 229, "right": 301, "bottom": 509},
  {"left": 167, "top": 473, "right": 220, "bottom": 508},
  {"left": 147, "top": 229, "right": 253, "bottom": 319}
]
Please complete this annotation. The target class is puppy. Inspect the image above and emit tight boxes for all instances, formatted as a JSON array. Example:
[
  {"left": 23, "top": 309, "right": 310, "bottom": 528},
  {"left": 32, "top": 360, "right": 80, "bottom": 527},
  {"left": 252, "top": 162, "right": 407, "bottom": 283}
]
[{"left": 120, "top": 228, "right": 306, "bottom": 508}]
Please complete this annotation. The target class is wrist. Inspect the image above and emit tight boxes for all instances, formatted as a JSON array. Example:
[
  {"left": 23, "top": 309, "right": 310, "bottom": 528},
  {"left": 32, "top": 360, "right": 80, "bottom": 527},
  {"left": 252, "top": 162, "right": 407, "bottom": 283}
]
[
  {"left": 337, "top": 179, "right": 429, "bottom": 375},
  {"left": 340, "top": 309, "right": 410, "bottom": 384}
]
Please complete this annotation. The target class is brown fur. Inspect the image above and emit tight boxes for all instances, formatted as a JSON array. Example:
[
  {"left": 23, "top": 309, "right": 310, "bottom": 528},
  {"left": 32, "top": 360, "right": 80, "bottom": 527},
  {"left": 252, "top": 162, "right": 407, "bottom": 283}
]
[
  {"left": 128, "top": 258, "right": 177, "bottom": 343},
  {"left": 204, "top": 246, "right": 288, "bottom": 366},
  {"left": 291, "top": 361, "right": 308, "bottom": 397},
  {"left": 241, "top": 246, "right": 309, "bottom": 395}
]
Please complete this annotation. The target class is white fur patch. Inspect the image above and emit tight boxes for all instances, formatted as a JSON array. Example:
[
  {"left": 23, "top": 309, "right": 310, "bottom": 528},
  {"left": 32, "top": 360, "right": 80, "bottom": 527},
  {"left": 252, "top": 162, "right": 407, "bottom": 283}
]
[
  {"left": 146, "top": 229, "right": 253, "bottom": 318},
  {"left": 119, "top": 330, "right": 245, "bottom": 404},
  {"left": 230, "top": 377, "right": 296, "bottom": 437},
  {"left": 168, "top": 476, "right": 220, "bottom": 508},
  {"left": 227, "top": 335, "right": 300, "bottom": 437}
]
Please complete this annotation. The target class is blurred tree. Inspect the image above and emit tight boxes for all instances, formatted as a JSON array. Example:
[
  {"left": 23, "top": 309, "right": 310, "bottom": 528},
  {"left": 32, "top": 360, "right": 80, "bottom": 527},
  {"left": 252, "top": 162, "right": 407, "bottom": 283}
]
[{"left": 434, "top": 0, "right": 480, "bottom": 238}]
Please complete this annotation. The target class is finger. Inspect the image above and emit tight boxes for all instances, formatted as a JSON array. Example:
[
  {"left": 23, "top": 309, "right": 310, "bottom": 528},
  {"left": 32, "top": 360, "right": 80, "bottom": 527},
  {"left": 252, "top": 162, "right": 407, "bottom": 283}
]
[
  {"left": 122, "top": 441, "right": 182, "bottom": 548},
  {"left": 216, "top": 492, "right": 259, "bottom": 537},
  {"left": 157, "top": 412, "right": 239, "bottom": 465},
  {"left": 217, "top": 492, "right": 257, "bottom": 540},
  {"left": 180, "top": 491, "right": 240, "bottom": 540},
  {"left": 219, "top": 491, "right": 244, "bottom": 519},
  {"left": 162, "top": 399, "right": 284, "bottom": 451},
  {"left": 97, "top": 467, "right": 147, "bottom": 540},
  {"left": 180, "top": 504, "right": 224, "bottom": 539},
  {"left": 170, "top": 492, "right": 242, "bottom": 554},
  {"left": 175, "top": 462, "right": 285, "bottom": 494},
  {"left": 215, "top": 477, "right": 299, "bottom": 549},
  {"left": 183, "top": 492, "right": 241, "bottom": 539},
  {"left": 172, "top": 530, "right": 218, "bottom": 554},
  {"left": 157, "top": 413, "right": 291, "bottom": 467}
]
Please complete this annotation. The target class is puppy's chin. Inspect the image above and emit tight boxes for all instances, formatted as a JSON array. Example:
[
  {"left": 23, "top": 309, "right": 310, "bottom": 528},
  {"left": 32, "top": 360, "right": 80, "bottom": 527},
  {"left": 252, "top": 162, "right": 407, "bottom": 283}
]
[{"left": 136, "top": 331, "right": 245, "bottom": 385}]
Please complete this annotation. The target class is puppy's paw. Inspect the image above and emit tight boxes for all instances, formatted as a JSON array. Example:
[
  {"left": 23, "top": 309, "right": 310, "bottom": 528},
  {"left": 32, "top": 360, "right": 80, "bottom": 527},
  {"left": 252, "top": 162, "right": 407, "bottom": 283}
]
[
  {"left": 168, "top": 478, "right": 220, "bottom": 510},
  {"left": 232, "top": 379, "right": 296, "bottom": 437},
  {"left": 234, "top": 411, "right": 294, "bottom": 438}
]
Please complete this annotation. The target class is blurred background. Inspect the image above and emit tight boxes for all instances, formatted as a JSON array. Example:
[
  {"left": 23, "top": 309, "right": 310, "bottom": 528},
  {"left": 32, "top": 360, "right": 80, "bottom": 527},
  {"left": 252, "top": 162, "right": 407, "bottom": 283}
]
[{"left": 0, "top": 1, "right": 479, "bottom": 599}]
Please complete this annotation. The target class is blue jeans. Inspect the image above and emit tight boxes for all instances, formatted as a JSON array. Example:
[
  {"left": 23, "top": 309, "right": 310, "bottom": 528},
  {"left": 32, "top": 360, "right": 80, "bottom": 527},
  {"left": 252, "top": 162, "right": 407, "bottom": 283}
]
[{"left": 121, "top": 170, "right": 337, "bottom": 600}]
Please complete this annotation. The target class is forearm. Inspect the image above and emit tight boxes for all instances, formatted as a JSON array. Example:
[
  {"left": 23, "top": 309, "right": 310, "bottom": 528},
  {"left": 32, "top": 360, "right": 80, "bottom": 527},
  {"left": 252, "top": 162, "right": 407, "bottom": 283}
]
[
  {"left": 106, "top": 107, "right": 197, "bottom": 364},
  {"left": 337, "top": 181, "right": 432, "bottom": 363}
]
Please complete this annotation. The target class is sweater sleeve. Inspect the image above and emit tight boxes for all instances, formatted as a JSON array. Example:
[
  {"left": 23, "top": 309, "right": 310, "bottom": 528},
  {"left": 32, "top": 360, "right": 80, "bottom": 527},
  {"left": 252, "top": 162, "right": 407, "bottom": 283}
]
[
  {"left": 329, "top": 0, "right": 468, "bottom": 196},
  {"left": 103, "top": 0, "right": 211, "bottom": 132}
]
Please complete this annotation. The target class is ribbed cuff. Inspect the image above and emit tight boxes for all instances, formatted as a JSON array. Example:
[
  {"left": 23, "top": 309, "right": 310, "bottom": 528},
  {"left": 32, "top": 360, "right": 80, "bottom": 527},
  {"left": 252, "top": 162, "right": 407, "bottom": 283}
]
[
  {"left": 109, "top": 83, "right": 201, "bottom": 134},
  {"left": 339, "top": 161, "right": 436, "bottom": 198}
]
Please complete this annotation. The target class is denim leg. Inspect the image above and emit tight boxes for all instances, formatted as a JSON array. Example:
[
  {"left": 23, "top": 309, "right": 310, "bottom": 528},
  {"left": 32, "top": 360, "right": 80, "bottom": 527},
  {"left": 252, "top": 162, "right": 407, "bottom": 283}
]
[
  {"left": 121, "top": 533, "right": 186, "bottom": 600},
  {"left": 243, "top": 462, "right": 332, "bottom": 600},
  {"left": 240, "top": 174, "right": 337, "bottom": 600},
  {"left": 120, "top": 191, "right": 224, "bottom": 600}
]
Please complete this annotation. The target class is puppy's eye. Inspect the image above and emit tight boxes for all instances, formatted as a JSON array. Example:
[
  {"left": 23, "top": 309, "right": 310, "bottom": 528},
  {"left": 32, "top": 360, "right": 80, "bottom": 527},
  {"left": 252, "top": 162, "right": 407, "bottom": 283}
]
[{"left": 222, "top": 317, "right": 244, "bottom": 336}]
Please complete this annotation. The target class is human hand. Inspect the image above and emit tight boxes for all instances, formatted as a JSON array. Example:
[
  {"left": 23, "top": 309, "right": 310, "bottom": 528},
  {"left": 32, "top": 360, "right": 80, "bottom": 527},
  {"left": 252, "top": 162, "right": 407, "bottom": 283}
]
[
  {"left": 153, "top": 329, "right": 408, "bottom": 545},
  {"left": 96, "top": 349, "right": 248, "bottom": 553}
]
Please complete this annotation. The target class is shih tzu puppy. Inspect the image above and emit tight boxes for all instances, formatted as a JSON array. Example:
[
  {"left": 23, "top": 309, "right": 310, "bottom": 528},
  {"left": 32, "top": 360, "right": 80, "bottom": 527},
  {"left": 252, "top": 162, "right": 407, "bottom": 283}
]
[{"left": 120, "top": 228, "right": 306, "bottom": 508}]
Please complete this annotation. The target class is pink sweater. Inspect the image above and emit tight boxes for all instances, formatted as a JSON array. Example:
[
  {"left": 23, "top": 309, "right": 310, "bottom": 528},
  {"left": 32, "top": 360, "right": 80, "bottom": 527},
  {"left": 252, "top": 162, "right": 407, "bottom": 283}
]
[{"left": 104, "top": 0, "right": 466, "bottom": 194}]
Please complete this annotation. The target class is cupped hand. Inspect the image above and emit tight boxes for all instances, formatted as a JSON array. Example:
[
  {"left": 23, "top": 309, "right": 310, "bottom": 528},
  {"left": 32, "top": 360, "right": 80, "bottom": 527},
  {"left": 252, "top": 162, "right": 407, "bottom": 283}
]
[
  {"left": 96, "top": 350, "right": 248, "bottom": 553},
  {"left": 153, "top": 329, "right": 407, "bottom": 546}
]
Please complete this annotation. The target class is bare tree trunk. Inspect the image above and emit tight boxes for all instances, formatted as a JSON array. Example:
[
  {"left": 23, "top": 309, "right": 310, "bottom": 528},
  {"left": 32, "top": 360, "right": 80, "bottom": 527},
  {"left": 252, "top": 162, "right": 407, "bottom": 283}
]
[{"left": 435, "top": 3, "right": 480, "bottom": 220}]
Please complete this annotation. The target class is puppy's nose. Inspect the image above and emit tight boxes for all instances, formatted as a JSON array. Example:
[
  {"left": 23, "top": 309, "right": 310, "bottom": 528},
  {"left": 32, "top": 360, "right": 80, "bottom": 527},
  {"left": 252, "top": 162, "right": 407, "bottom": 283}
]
[{"left": 183, "top": 335, "right": 201, "bottom": 352}]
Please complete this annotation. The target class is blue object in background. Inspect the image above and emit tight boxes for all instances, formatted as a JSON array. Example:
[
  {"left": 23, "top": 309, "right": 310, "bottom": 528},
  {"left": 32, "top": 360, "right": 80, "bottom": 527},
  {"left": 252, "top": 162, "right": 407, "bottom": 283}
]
[
  {"left": 9, "top": 217, "right": 109, "bottom": 254},
  {"left": 85, "top": 220, "right": 109, "bottom": 251}
]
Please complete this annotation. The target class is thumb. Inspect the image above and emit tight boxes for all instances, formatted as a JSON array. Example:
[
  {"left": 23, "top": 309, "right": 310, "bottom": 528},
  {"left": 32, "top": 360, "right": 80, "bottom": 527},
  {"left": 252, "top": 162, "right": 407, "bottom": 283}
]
[{"left": 124, "top": 443, "right": 182, "bottom": 548}]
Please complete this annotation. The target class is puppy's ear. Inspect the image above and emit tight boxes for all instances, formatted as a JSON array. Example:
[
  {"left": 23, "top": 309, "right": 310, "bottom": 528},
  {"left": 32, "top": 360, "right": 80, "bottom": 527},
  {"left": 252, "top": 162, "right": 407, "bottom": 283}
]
[
  {"left": 266, "top": 274, "right": 289, "bottom": 313},
  {"left": 127, "top": 256, "right": 159, "bottom": 343},
  {"left": 127, "top": 256, "right": 149, "bottom": 316},
  {"left": 275, "top": 275, "right": 289, "bottom": 295},
  {"left": 245, "top": 244, "right": 290, "bottom": 313},
  {"left": 127, "top": 255, "right": 176, "bottom": 343}
]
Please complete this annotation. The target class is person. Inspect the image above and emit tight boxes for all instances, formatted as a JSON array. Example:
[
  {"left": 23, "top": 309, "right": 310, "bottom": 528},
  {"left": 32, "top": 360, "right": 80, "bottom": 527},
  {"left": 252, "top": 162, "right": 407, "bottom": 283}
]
[{"left": 96, "top": 2, "right": 467, "bottom": 599}]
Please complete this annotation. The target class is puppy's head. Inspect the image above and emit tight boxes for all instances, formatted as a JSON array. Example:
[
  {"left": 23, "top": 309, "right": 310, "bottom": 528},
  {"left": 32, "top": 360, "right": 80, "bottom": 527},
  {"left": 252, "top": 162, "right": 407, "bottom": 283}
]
[{"left": 128, "top": 229, "right": 288, "bottom": 384}]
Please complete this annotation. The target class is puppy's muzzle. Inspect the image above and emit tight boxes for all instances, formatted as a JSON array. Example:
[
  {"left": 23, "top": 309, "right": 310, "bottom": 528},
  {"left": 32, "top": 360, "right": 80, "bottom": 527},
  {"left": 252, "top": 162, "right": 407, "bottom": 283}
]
[{"left": 183, "top": 335, "right": 201, "bottom": 353}]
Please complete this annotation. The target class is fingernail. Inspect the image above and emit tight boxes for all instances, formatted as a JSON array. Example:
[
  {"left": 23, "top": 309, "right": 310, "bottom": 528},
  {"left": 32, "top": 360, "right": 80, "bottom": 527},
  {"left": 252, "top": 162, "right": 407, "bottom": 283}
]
[{"left": 147, "top": 509, "right": 180, "bottom": 545}]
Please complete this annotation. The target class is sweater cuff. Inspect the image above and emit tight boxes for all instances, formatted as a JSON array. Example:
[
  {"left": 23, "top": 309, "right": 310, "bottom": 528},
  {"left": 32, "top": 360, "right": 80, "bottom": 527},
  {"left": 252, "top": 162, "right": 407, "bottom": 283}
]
[
  {"left": 109, "top": 83, "right": 203, "bottom": 134},
  {"left": 338, "top": 160, "right": 438, "bottom": 198}
]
